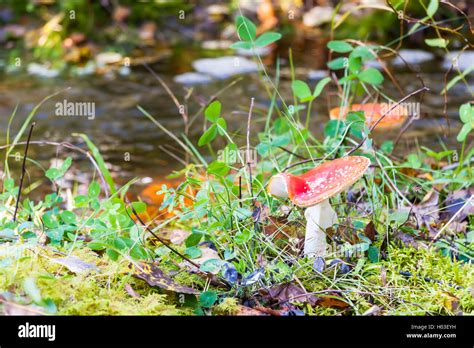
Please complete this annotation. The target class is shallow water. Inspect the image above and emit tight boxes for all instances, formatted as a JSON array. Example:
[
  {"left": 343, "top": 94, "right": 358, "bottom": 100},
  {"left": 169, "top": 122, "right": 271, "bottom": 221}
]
[{"left": 0, "top": 44, "right": 472, "bottom": 190}]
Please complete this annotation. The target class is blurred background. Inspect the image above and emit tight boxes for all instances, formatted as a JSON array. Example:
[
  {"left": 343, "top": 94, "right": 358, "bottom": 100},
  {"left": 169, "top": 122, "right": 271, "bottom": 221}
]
[{"left": 0, "top": 0, "right": 472, "bottom": 189}]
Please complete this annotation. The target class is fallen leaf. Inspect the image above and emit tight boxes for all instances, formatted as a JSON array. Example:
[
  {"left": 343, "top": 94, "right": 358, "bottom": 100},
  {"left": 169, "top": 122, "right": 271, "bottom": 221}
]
[
  {"left": 442, "top": 292, "right": 459, "bottom": 312},
  {"left": 133, "top": 262, "right": 199, "bottom": 295},
  {"left": 364, "top": 221, "right": 377, "bottom": 242},
  {"left": 235, "top": 305, "right": 269, "bottom": 316},
  {"left": 124, "top": 283, "right": 141, "bottom": 298},
  {"left": 317, "top": 295, "right": 350, "bottom": 309},
  {"left": 263, "top": 283, "right": 318, "bottom": 306},
  {"left": 363, "top": 305, "right": 382, "bottom": 316},
  {"left": 49, "top": 255, "right": 98, "bottom": 274},
  {"left": 1, "top": 300, "right": 45, "bottom": 316},
  {"left": 440, "top": 189, "right": 474, "bottom": 222}
]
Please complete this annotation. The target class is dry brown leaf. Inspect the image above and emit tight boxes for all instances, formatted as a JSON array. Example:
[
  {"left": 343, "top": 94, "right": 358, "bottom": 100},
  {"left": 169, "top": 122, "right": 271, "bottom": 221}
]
[
  {"left": 363, "top": 305, "right": 382, "bottom": 316},
  {"left": 317, "top": 295, "right": 350, "bottom": 309},
  {"left": 124, "top": 283, "right": 141, "bottom": 298},
  {"left": 133, "top": 262, "right": 199, "bottom": 295},
  {"left": 2, "top": 301, "right": 45, "bottom": 316}
]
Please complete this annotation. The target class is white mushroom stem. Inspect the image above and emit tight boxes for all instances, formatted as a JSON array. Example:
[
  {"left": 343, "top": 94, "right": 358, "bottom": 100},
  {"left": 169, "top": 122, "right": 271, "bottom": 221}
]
[{"left": 303, "top": 199, "right": 339, "bottom": 257}]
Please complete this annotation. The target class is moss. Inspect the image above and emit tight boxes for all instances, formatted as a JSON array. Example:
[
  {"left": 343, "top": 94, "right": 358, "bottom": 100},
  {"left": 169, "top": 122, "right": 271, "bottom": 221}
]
[
  {"left": 0, "top": 244, "right": 191, "bottom": 315},
  {"left": 213, "top": 297, "right": 240, "bottom": 315}
]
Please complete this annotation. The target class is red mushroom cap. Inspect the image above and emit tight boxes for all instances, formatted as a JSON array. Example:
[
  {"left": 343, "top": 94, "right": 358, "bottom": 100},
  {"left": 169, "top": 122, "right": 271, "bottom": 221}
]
[
  {"left": 270, "top": 156, "right": 370, "bottom": 208},
  {"left": 329, "top": 103, "right": 407, "bottom": 130}
]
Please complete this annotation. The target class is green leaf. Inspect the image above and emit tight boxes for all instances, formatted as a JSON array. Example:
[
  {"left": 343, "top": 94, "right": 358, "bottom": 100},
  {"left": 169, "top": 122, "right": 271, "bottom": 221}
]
[
  {"left": 425, "top": 38, "right": 447, "bottom": 48},
  {"left": 88, "top": 181, "right": 101, "bottom": 198},
  {"left": 185, "top": 232, "right": 203, "bottom": 247},
  {"left": 60, "top": 210, "right": 76, "bottom": 224},
  {"left": 106, "top": 248, "right": 119, "bottom": 261},
  {"left": 234, "top": 207, "right": 253, "bottom": 220},
  {"left": 230, "top": 41, "right": 253, "bottom": 50},
  {"left": 327, "top": 40, "right": 353, "bottom": 53},
  {"left": 427, "top": 0, "right": 439, "bottom": 17},
  {"left": 216, "top": 117, "right": 227, "bottom": 132},
  {"left": 200, "top": 259, "right": 223, "bottom": 274},
  {"left": 130, "top": 245, "right": 148, "bottom": 260},
  {"left": 131, "top": 201, "right": 147, "bottom": 214},
  {"left": 312, "top": 77, "right": 331, "bottom": 98},
  {"left": 358, "top": 68, "right": 384, "bottom": 85},
  {"left": 348, "top": 55, "right": 362, "bottom": 73},
  {"left": 350, "top": 46, "right": 376, "bottom": 60},
  {"left": 4, "top": 178, "right": 14, "bottom": 191},
  {"left": 198, "top": 124, "right": 218, "bottom": 146},
  {"left": 459, "top": 103, "right": 473, "bottom": 123},
  {"left": 205, "top": 101, "right": 221, "bottom": 122},
  {"left": 389, "top": 211, "right": 409, "bottom": 224},
  {"left": 406, "top": 153, "right": 422, "bottom": 168},
  {"left": 207, "top": 161, "right": 230, "bottom": 177},
  {"left": 185, "top": 246, "right": 202, "bottom": 259},
  {"left": 60, "top": 156, "right": 72, "bottom": 172},
  {"left": 88, "top": 241, "right": 106, "bottom": 251},
  {"left": 255, "top": 32, "right": 282, "bottom": 47},
  {"left": 368, "top": 246, "right": 379, "bottom": 263},
  {"left": 380, "top": 140, "right": 394, "bottom": 154},
  {"left": 114, "top": 237, "right": 128, "bottom": 250},
  {"left": 291, "top": 80, "right": 312, "bottom": 102},
  {"left": 327, "top": 57, "right": 347, "bottom": 70},
  {"left": 200, "top": 291, "right": 218, "bottom": 308},
  {"left": 74, "top": 195, "right": 88, "bottom": 207},
  {"left": 43, "top": 212, "right": 58, "bottom": 228},
  {"left": 236, "top": 15, "right": 256, "bottom": 41},
  {"left": 457, "top": 123, "right": 472, "bottom": 142},
  {"left": 324, "top": 119, "right": 345, "bottom": 137},
  {"left": 45, "top": 168, "right": 61, "bottom": 181}
]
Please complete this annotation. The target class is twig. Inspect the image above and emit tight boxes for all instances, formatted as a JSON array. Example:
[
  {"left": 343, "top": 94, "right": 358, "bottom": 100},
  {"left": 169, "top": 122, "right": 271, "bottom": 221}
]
[
  {"left": 277, "top": 146, "right": 308, "bottom": 160},
  {"left": 13, "top": 122, "right": 35, "bottom": 222},
  {"left": 125, "top": 197, "right": 231, "bottom": 289},
  {"left": 247, "top": 97, "right": 255, "bottom": 205},
  {"left": 431, "top": 195, "right": 473, "bottom": 242},
  {"left": 399, "top": 271, "right": 463, "bottom": 290}
]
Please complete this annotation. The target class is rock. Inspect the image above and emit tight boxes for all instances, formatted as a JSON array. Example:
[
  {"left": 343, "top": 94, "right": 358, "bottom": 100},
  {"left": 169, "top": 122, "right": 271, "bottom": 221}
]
[
  {"left": 173, "top": 72, "right": 213, "bottom": 85},
  {"left": 392, "top": 49, "right": 434, "bottom": 66},
  {"left": 95, "top": 52, "right": 123, "bottom": 66},
  {"left": 308, "top": 69, "right": 328, "bottom": 80},
  {"left": 201, "top": 40, "right": 232, "bottom": 50},
  {"left": 442, "top": 50, "right": 474, "bottom": 71},
  {"left": 192, "top": 56, "right": 259, "bottom": 79},
  {"left": 364, "top": 59, "right": 384, "bottom": 70},
  {"left": 303, "top": 6, "right": 337, "bottom": 27},
  {"left": 27, "top": 63, "right": 60, "bottom": 78}
]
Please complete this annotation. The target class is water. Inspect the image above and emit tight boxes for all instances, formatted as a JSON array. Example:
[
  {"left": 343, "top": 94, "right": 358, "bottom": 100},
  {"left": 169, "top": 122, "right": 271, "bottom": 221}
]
[{"left": 0, "top": 44, "right": 472, "bottom": 192}]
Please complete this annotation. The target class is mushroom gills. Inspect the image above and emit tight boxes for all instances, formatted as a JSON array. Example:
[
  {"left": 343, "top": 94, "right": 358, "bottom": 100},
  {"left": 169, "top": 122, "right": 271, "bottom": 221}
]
[{"left": 303, "top": 199, "right": 338, "bottom": 257}]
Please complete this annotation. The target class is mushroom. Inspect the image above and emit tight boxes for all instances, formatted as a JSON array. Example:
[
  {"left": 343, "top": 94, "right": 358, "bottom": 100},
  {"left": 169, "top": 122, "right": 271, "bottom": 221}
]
[
  {"left": 268, "top": 156, "right": 370, "bottom": 257},
  {"left": 329, "top": 103, "right": 407, "bottom": 130}
]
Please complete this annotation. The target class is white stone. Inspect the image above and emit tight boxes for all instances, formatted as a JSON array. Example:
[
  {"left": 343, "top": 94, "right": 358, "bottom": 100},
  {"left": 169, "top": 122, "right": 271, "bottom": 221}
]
[{"left": 192, "top": 56, "right": 259, "bottom": 79}]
